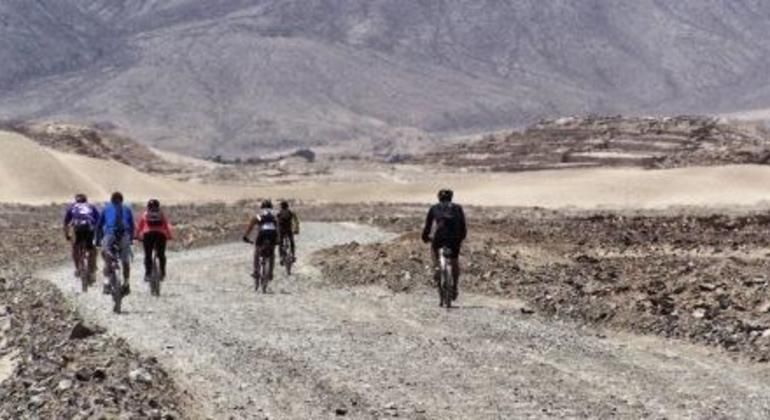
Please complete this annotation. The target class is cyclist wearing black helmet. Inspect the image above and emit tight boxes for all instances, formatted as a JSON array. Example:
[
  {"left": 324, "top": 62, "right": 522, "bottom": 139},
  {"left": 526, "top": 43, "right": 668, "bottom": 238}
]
[
  {"left": 422, "top": 189, "right": 467, "bottom": 300},
  {"left": 243, "top": 200, "right": 279, "bottom": 283},
  {"left": 136, "top": 199, "right": 174, "bottom": 282},
  {"left": 277, "top": 200, "right": 300, "bottom": 264}
]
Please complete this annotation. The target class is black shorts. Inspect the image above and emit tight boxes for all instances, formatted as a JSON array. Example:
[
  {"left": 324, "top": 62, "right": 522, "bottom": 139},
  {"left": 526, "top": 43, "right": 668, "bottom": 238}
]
[
  {"left": 73, "top": 225, "right": 95, "bottom": 250},
  {"left": 432, "top": 241, "right": 461, "bottom": 259},
  {"left": 256, "top": 230, "right": 278, "bottom": 248}
]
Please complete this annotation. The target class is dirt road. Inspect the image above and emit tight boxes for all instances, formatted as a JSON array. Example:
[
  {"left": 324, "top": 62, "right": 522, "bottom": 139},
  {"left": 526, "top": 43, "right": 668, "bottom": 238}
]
[{"left": 41, "top": 223, "right": 770, "bottom": 419}]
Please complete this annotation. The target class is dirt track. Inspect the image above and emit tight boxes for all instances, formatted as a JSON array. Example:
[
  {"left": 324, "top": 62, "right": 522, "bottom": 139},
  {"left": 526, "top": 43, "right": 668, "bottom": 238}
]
[{"left": 41, "top": 223, "right": 770, "bottom": 419}]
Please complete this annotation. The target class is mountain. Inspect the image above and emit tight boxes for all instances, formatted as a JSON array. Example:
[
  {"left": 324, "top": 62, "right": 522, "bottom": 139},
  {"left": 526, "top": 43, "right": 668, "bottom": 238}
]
[{"left": 3, "top": 1, "right": 770, "bottom": 157}]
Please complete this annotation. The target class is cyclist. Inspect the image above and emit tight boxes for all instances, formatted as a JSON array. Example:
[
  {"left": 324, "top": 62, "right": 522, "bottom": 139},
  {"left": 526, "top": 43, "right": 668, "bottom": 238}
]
[
  {"left": 135, "top": 199, "right": 173, "bottom": 282},
  {"left": 63, "top": 193, "right": 100, "bottom": 284},
  {"left": 421, "top": 189, "right": 467, "bottom": 301},
  {"left": 277, "top": 200, "right": 300, "bottom": 265},
  {"left": 96, "top": 192, "right": 135, "bottom": 295},
  {"left": 243, "top": 200, "right": 279, "bottom": 286}
]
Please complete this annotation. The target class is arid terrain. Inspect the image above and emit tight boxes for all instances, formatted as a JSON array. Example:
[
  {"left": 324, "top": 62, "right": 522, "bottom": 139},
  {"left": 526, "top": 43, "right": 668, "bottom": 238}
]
[{"left": 4, "top": 116, "right": 770, "bottom": 418}]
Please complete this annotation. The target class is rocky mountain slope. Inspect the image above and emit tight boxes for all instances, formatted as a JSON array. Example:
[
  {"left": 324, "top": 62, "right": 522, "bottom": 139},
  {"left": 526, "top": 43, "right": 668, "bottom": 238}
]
[{"left": 3, "top": 1, "right": 770, "bottom": 156}]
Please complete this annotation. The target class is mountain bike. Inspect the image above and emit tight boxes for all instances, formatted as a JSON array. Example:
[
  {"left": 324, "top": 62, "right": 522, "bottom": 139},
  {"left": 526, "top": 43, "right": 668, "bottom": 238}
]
[
  {"left": 438, "top": 246, "right": 455, "bottom": 308},
  {"left": 279, "top": 235, "right": 294, "bottom": 275},
  {"left": 73, "top": 240, "right": 91, "bottom": 292},
  {"left": 247, "top": 239, "right": 274, "bottom": 293}
]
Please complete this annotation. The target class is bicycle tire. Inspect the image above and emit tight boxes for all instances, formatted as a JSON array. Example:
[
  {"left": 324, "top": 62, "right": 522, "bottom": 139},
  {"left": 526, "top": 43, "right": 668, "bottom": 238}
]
[
  {"left": 78, "top": 244, "right": 89, "bottom": 293},
  {"left": 254, "top": 253, "right": 262, "bottom": 292},
  {"left": 261, "top": 255, "right": 270, "bottom": 293},
  {"left": 150, "top": 257, "right": 161, "bottom": 297},
  {"left": 110, "top": 268, "right": 122, "bottom": 314}
]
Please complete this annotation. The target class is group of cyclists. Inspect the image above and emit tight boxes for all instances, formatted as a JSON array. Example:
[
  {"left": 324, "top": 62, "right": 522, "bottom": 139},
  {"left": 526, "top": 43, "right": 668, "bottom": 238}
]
[
  {"left": 63, "top": 192, "right": 175, "bottom": 296},
  {"left": 63, "top": 187, "right": 466, "bottom": 308}
]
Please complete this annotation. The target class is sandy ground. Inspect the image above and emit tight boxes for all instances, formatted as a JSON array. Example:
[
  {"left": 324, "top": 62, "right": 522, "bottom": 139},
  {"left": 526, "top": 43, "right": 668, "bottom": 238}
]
[
  {"left": 40, "top": 223, "right": 770, "bottom": 419},
  {"left": 721, "top": 108, "right": 770, "bottom": 122},
  {"left": 6, "top": 129, "right": 770, "bottom": 208}
]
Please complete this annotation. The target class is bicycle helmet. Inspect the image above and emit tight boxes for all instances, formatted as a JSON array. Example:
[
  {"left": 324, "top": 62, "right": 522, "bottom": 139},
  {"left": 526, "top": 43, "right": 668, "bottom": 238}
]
[
  {"left": 147, "top": 199, "right": 160, "bottom": 210},
  {"left": 111, "top": 191, "right": 124, "bottom": 204},
  {"left": 74, "top": 193, "right": 87, "bottom": 203},
  {"left": 260, "top": 199, "right": 273, "bottom": 209},
  {"left": 280, "top": 201, "right": 289, "bottom": 210},
  {"left": 437, "top": 189, "right": 453, "bottom": 202}
]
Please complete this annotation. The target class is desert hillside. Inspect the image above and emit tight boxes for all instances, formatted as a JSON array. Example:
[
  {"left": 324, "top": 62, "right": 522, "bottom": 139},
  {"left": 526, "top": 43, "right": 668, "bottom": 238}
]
[
  {"left": 5, "top": 123, "right": 770, "bottom": 209},
  {"left": 4, "top": 1, "right": 770, "bottom": 155}
]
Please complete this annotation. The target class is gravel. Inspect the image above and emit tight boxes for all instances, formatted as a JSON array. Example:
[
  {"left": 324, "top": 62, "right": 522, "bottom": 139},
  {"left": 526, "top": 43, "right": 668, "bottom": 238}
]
[{"left": 39, "top": 222, "right": 770, "bottom": 419}]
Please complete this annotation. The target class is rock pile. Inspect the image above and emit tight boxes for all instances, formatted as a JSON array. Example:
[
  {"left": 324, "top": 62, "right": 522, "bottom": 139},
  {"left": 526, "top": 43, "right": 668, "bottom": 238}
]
[{"left": 315, "top": 208, "right": 770, "bottom": 361}]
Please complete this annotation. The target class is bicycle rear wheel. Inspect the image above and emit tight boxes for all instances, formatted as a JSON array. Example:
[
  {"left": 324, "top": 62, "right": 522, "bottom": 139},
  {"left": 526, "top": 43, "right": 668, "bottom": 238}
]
[
  {"left": 261, "top": 256, "right": 270, "bottom": 293},
  {"left": 150, "top": 257, "right": 161, "bottom": 297},
  {"left": 78, "top": 244, "right": 89, "bottom": 293},
  {"left": 110, "top": 267, "right": 123, "bottom": 313}
]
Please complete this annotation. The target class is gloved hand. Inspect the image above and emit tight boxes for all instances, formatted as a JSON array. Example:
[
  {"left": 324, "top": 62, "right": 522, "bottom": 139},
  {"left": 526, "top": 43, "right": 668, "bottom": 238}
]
[
  {"left": 65, "top": 234, "right": 72, "bottom": 242},
  {"left": 421, "top": 233, "right": 431, "bottom": 244},
  {"left": 242, "top": 235, "right": 252, "bottom": 244}
]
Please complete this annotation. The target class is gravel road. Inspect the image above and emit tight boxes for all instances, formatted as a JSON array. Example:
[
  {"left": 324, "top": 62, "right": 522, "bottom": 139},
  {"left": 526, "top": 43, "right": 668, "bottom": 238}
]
[{"left": 41, "top": 223, "right": 770, "bottom": 419}]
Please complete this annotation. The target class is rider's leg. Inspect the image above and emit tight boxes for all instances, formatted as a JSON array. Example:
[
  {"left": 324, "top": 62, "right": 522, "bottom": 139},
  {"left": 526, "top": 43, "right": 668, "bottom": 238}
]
[
  {"left": 278, "top": 233, "right": 286, "bottom": 259},
  {"left": 101, "top": 234, "right": 115, "bottom": 277},
  {"left": 85, "top": 231, "right": 97, "bottom": 282},
  {"left": 267, "top": 249, "right": 275, "bottom": 281},
  {"left": 451, "top": 245, "right": 461, "bottom": 300},
  {"left": 289, "top": 234, "right": 296, "bottom": 260},
  {"left": 71, "top": 240, "right": 80, "bottom": 275},
  {"left": 101, "top": 234, "right": 116, "bottom": 293},
  {"left": 119, "top": 235, "right": 131, "bottom": 289},
  {"left": 252, "top": 244, "right": 261, "bottom": 278},
  {"left": 430, "top": 244, "right": 440, "bottom": 283},
  {"left": 143, "top": 234, "right": 154, "bottom": 280},
  {"left": 157, "top": 236, "right": 167, "bottom": 279}
]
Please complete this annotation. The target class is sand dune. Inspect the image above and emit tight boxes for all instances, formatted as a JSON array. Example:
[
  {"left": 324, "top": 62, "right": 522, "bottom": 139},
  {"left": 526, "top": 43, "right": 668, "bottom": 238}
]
[
  {"left": 0, "top": 131, "right": 214, "bottom": 204},
  {"left": 257, "top": 165, "right": 770, "bottom": 209},
  {"left": 4, "top": 130, "right": 770, "bottom": 209}
]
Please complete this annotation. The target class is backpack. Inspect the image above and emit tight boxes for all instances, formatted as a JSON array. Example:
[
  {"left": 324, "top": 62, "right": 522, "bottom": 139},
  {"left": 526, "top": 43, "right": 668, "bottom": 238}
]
[
  {"left": 72, "top": 203, "right": 95, "bottom": 227},
  {"left": 146, "top": 209, "right": 164, "bottom": 228},
  {"left": 434, "top": 203, "right": 459, "bottom": 238},
  {"left": 258, "top": 210, "right": 277, "bottom": 231}
]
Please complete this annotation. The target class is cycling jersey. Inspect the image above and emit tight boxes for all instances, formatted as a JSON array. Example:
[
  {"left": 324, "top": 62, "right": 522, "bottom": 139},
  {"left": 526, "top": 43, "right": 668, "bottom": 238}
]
[{"left": 64, "top": 202, "right": 99, "bottom": 229}]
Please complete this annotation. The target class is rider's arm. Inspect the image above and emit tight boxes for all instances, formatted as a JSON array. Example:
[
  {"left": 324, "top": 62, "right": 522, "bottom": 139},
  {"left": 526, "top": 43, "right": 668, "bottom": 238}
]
[
  {"left": 422, "top": 207, "right": 435, "bottom": 243},
  {"left": 135, "top": 213, "right": 146, "bottom": 241},
  {"left": 243, "top": 217, "right": 258, "bottom": 241},
  {"left": 63, "top": 206, "right": 73, "bottom": 240},
  {"left": 163, "top": 214, "right": 174, "bottom": 240},
  {"left": 127, "top": 207, "right": 136, "bottom": 241},
  {"left": 292, "top": 212, "right": 300, "bottom": 234},
  {"left": 457, "top": 205, "right": 467, "bottom": 242},
  {"left": 95, "top": 210, "right": 106, "bottom": 245},
  {"left": 91, "top": 205, "right": 100, "bottom": 227}
]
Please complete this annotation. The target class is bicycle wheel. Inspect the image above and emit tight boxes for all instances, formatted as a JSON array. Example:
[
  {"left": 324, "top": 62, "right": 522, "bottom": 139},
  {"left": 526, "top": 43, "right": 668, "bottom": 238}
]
[
  {"left": 254, "top": 255, "right": 262, "bottom": 292},
  {"left": 442, "top": 263, "right": 453, "bottom": 309},
  {"left": 78, "top": 244, "right": 89, "bottom": 293},
  {"left": 261, "top": 255, "right": 270, "bottom": 293},
  {"left": 110, "top": 264, "right": 123, "bottom": 314},
  {"left": 150, "top": 257, "right": 161, "bottom": 297}
]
